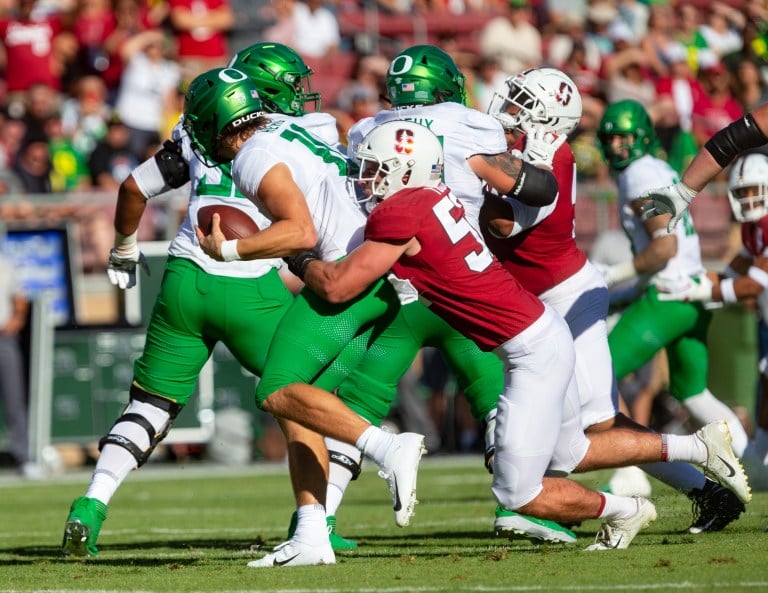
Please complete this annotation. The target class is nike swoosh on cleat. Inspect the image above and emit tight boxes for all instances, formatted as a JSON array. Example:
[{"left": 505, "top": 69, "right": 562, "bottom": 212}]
[
  {"left": 392, "top": 474, "right": 402, "bottom": 512},
  {"left": 273, "top": 553, "right": 301, "bottom": 567},
  {"left": 716, "top": 456, "right": 737, "bottom": 478}
]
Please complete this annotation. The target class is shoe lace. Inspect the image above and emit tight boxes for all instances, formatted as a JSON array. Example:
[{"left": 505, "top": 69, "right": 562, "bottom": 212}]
[{"left": 593, "top": 522, "right": 620, "bottom": 549}]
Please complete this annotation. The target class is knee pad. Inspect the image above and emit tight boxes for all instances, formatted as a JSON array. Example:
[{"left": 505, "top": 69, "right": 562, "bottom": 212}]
[
  {"left": 99, "top": 384, "right": 183, "bottom": 467},
  {"left": 329, "top": 449, "right": 363, "bottom": 481}
]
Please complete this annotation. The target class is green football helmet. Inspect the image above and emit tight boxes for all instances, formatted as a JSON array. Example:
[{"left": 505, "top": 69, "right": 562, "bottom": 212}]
[
  {"left": 228, "top": 42, "right": 320, "bottom": 115},
  {"left": 597, "top": 99, "right": 658, "bottom": 170},
  {"left": 183, "top": 67, "right": 265, "bottom": 166},
  {"left": 386, "top": 45, "right": 466, "bottom": 108}
]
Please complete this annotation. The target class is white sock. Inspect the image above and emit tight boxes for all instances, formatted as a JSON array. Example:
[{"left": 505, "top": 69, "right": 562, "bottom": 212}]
[
  {"left": 324, "top": 438, "right": 360, "bottom": 517},
  {"left": 597, "top": 492, "right": 639, "bottom": 520},
  {"left": 640, "top": 461, "right": 706, "bottom": 493},
  {"left": 356, "top": 426, "right": 395, "bottom": 467},
  {"left": 663, "top": 434, "right": 708, "bottom": 464},
  {"left": 85, "top": 445, "right": 138, "bottom": 505},
  {"left": 683, "top": 391, "right": 748, "bottom": 455},
  {"left": 293, "top": 504, "right": 328, "bottom": 546}
]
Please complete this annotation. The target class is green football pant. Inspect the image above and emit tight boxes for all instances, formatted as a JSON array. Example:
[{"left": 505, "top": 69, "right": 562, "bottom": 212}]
[
  {"left": 134, "top": 257, "right": 293, "bottom": 404},
  {"left": 609, "top": 286, "right": 711, "bottom": 400}
]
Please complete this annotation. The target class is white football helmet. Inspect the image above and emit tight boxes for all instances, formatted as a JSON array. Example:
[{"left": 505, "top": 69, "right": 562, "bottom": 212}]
[
  {"left": 728, "top": 152, "right": 768, "bottom": 223},
  {"left": 354, "top": 120, "right": 444, "bottom": 202},
  {"left": 488, "top": 67, "right": 582, "bottom": 135}
]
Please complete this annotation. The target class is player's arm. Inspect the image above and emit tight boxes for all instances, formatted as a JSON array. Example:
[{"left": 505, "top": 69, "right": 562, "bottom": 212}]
[
  {"left": 712, "top": 255, "right": 768, "bottom": 303},
  {"left": 196, "top": 162, "right": 317, "bottom": 261},
  {"left": 632, "top": 202, "right": 678, "bottom": 275},
  {"left": 302, "top": 238, "right": 416, "bottom": 303},
  {"left": 468, "top": 151, "right": 558, "bottom": 208}
]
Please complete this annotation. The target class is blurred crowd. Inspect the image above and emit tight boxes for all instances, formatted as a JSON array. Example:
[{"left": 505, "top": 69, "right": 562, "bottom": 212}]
[{"left": 0, "top": 0, "right": 765, "bottom": 458}]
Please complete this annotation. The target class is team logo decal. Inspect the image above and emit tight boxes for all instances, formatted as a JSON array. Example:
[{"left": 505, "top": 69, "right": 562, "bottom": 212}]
[
  {"left": 395, "top": 128, "right": 415, "bottom": 154},
  {"left": 556, "top": 82, "right": 573, "bottom": 106}
]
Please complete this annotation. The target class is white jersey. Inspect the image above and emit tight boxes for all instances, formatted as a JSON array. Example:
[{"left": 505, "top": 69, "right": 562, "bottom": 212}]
[
  {"left": 348, "top": 103, "right": 507, "bottom": 225},
  {"left": 232, "top": 118, "right": 366, "bottom": 262},
  {"left": 616, "top": 154, "right": 705, "bottom": 288},
  {"left": 129, "top": 119, "right": 279, "bottom": 278}
]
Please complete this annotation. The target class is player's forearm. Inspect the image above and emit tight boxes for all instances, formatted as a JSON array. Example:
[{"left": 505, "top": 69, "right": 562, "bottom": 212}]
[
  {"left": 236, "top": 220, "right": 317, "bottom": 260},
  {"left": 114, "top": 175, "right": 148, "bottom": 240},
  {"left": 634, "top": 236, "right": 676, "bottom": 276},
  {"left": 303, "top": 259, "right": 368, "bottom": 303}
]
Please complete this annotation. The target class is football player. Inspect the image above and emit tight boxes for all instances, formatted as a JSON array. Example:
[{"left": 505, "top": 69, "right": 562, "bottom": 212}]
[
  {"left": 656, "top": 151, "right": 768, "bottom": 492},
  {"left": 300, "top": 119, "right": 750, "bottom": 550},
  {"left": 595, "top": 100, "right": 750, "bottom": 492},
  {"left": 483, "top": 69, "right": 746, "bottom": 539}
]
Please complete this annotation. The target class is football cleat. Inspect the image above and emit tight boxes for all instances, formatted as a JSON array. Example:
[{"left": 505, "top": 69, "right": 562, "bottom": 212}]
[
  {"left": 377, "top": 432, "right": 427, "bottom": 527},
  {"left": 61, "top": 496, "right": 108, "bottom": 558},
  {"left": 247, "top": 538, "right": 335, "bottom": 568},
  {"left": 584, "top": 497, "right": 657, "bottom": 551},
  {"left": 286, "top": 512, "right": 358, "bottom": 551},
  {"left": 694, "top": 421, "right": 752, "bottom": 504},
  {"left": 494, "top": 505, "right": 576, "bottom": 544},
  {"left": 688, "top": 480, "right": 745, "bottom": 534}
]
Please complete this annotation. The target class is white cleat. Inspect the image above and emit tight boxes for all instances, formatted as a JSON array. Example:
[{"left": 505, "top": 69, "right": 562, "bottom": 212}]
[
  {"left": 584, "top": 497, "right": 657, "bottom": 551},
  {"left": 247, "top": 538, "right": 335, "bottom": 568},
  {"left": 607, "top": 466, "right": 653, "bottom": 498},
  {"left": 378, "top": 432, "right": 427, "bottom": 527},
  {"left": 695, "top": 421, "right": 752, "bottom": 504}
]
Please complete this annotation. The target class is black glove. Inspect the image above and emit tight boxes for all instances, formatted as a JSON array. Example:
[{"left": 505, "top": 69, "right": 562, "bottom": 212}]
[{"left": 284, "top": 250, "right": 319, "bottom": 280}]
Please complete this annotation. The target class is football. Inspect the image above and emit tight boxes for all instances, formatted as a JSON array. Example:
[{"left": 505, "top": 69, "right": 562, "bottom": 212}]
[{"left": 196, "top": 205, "right": 260, "bottom": 240}]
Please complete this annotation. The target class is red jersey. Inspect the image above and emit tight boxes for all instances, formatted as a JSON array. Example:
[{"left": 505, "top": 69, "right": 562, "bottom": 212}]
[
  {"left": 0, "top": 13, "right": 63, "bottom": 91},
  {"left": 741, "top": 216, "right": 768, "bottom": 258},
  {"left": 365, "top": 185, "right": 545, "bottom": 351},
  {"left": 481, "top": 139, "right": 587, "bottom": 296},
  {"left": 170, "top": 0, "right": 230, "bottom": 59}
]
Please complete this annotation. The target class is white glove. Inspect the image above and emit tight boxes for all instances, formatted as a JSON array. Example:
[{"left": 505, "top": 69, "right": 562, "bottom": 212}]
[
  {"left": 522, "top": 126, "right": 567, "bottom": 169},
  {"left": 656, "top": 274, "right": 713, "bottom": 303},
  {"left": 107, "top": 244, "right": 149, "bottom": 290},
  {"left": 637, "top": 182, "right": 698, "bottom": 232},
  {"left": 592, "top": 260, "right": 637, "bottom": 288}
]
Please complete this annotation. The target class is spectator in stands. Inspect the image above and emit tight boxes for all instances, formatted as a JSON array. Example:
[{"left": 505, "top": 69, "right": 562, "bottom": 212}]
[
  {"left": 13, "top": 132, "right": 53, "bottom": 194},
  {"left": 21, "top": 82, "right": 61, "bottom": 138},
  {"left": 585, "top": 0, "right": 618, "bottom": 57},
  {"left": 602, "top": 21, "right": 656, "bottom": 106},
  {"left": 0, "top": 0, "right": 77, "bottom": 110},
  {"left": 471, "top": 56, "right": 507, "bottom": 113},
  {"left": 692, "top": 57, "right": 744, "bottom": 149},
  {"left": 71, "top": 0, "right": 117, "bottom": 81},
  {"left": 698, "top": 1, "right": 745, "bottom": 61},
  {"left": 733, "top": 56, "right": 768, "bottom": 112},
  {"left": 87, "top": 114, "right": 137, "bottom": 191},
  {"left": 479, "top": 0, "right": 542, "bottom": 77},
  {"left": 290, "top": 0, "right": 340, "bottom": 60},
  {"left": 673, "top": 3, "right": 708, "bottom": 74},
  {"left": 617, "top": 0, "right": 648, "bottom": 43},
  {"left": 168, "top": 0, "right": 234, "bottom": 83},
  {"left": 60, "top": 74, "right": 111, "bottom": 157},
  {"left": 639, "top": 0, "right": 679, "bottom": 79},
  {"left": 547, "top": 14, "right": 601, "bottom": 94},
  {"left": 101, "top": 0, "right": 152, "bottom": 102},
  {"left": 0, "top": 235, "right": 35, "bottom": 479},
  {"left": 44, "top": 113, "right": 90, "bottom": 192},
  {"left": 654, "top": 42, "right": 707, "bottom": 139},
  {"left": 0, "top": 112, "right": 26, "bottom": 170},
  {"left": 114, "top": 28, "right": 181, "bottom": 160}
]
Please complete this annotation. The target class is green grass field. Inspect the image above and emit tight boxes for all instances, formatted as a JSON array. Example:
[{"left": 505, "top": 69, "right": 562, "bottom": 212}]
[{"left": 2, "top": 456, "right": 767, "bottom": 593}]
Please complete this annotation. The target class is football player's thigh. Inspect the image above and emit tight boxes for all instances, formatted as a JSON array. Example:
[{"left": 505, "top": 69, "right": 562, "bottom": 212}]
[
  {"left": 335, "top": 306, "right": 422, "bottom": 425},
  {"left": 133, "top": 260, "right": 213, "bottom": 403},
  {"left": 222, "top": 269, "right": 295, "bottom": 377},
  {"left": 609, "top": 290, "right": 699, "bottom": 380},
  {"left": 256, "top": 279, "right": 399, "bottom": 401},
  {"left": 666, "top": 334, "right": 710, "bottom": 399}
]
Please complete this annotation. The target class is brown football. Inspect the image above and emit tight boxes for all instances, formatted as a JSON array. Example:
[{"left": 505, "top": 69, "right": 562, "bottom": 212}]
[{"left": 196, "top": 205, "right": 260, "bottom": 240}]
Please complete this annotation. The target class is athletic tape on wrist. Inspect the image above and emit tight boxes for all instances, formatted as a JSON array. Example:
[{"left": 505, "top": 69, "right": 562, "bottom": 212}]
[
  {"left": 720, "top": 278, "right": 738, "bottom": 304},
  {"left": 748, "top": 265, "right": 768, "bottom": 288},
  {"left": 220, "top": 239, "right": 241, "bottom": 262}
]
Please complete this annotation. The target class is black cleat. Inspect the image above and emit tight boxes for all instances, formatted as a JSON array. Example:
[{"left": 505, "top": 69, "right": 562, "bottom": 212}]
[{"left": 687, "top": 480, "right": 745, "bottom": 534}]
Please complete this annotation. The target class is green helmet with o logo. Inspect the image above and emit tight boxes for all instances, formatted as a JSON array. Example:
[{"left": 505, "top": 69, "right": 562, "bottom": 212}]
[
  {"left": 597, "top": 99, "right": 658, "bottom": 170},
  {"left": 182, "top": 67, "right": 265, "bottom": 166},
  {"left": 386, "top": 45, "right": 466, "bottom": 108},
  {"left": 228, "top": 42, "right": 320, "bottom": 115}
]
